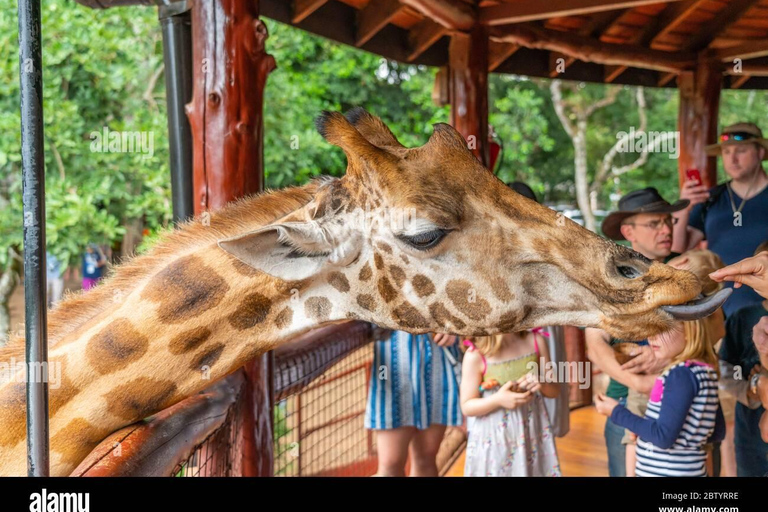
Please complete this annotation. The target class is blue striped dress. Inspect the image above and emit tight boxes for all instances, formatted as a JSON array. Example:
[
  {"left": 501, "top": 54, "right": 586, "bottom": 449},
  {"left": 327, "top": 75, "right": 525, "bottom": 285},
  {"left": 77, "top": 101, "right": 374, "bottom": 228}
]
[
  {"left": 365, "top": 331, "right": 463, "bottom": 430},
  {"left": 611, "top": 360, "right": 725, "bottom": 477}
]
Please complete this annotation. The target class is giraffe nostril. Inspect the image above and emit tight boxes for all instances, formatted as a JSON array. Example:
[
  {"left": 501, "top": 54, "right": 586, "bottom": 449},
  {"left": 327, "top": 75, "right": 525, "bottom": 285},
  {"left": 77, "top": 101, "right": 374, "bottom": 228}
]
[{"left": 617, "top": 265, "right": 642, "bottom": 279}]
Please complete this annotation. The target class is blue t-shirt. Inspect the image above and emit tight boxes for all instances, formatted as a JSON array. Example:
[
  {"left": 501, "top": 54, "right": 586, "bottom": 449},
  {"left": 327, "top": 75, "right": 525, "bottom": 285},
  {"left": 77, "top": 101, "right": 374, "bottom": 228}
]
[
  {"left": 82, "top": 252, "right": 104, "bottom": 279},
  {"left": 689, "top": 183, "right": 768, "bottom": 316}
]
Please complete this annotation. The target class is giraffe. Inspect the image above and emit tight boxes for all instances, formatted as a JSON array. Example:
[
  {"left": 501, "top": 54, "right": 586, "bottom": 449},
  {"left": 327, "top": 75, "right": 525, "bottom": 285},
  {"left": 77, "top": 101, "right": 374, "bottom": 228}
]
[{"left": 0, "top": 108, "right": 725, "bottom": 476}]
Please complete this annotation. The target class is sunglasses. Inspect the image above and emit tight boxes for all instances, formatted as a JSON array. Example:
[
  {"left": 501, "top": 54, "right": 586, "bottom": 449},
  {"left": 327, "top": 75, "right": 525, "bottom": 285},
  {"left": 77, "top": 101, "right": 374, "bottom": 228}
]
[{"left": 719, "top": 131, "right": 758, "bottom": 142}]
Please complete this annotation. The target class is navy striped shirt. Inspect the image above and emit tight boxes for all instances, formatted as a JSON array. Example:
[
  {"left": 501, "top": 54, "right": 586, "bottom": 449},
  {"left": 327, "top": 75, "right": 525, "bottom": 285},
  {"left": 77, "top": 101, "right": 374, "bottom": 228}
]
[{"left": 611, "top": 361, "right": 725, "bottom": 477}]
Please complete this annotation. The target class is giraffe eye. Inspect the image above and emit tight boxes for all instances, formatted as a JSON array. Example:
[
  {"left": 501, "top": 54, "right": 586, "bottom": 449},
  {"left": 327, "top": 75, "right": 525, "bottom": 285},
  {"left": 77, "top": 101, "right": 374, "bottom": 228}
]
[{"left": 398, "top": 229, "right": 449, "bottom": 250}]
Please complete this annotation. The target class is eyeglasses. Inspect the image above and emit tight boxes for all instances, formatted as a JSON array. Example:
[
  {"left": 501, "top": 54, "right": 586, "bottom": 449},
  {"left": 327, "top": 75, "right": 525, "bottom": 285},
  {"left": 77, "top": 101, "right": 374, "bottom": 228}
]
[
  {"left": 623, "top": 217, "right": 678, "bottom": 230},
  {"left": 720, "top": 131, "right": 758, "bottom": 142}
]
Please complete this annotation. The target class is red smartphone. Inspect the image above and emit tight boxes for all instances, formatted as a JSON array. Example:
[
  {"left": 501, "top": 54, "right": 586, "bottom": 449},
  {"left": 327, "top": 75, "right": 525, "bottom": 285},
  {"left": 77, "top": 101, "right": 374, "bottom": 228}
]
[{"left": 686, "top": 168, "right": 702, "bottom": 185}]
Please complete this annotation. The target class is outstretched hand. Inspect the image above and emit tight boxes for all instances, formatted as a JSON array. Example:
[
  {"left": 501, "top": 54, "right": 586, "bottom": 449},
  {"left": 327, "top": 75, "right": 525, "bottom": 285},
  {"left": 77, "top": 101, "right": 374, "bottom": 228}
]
[{"left": 710, "top": 251, "right": 768, "bottom": 298}]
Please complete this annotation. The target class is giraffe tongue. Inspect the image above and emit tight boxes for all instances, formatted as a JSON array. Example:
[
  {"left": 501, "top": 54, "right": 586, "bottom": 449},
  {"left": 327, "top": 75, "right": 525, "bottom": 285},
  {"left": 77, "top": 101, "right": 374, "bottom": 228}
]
[{"left": 661, "top": 288, "right": 732, "bottom": 320}]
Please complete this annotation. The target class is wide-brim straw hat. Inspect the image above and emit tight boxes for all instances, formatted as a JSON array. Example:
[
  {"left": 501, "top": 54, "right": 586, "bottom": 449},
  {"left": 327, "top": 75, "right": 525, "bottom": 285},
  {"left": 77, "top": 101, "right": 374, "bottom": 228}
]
[
  {"left": 601, "top": 187, "right": 689, "bottom": 241},
  {"left": 705, "top": 122, "right": 768, "bottom": 159}
]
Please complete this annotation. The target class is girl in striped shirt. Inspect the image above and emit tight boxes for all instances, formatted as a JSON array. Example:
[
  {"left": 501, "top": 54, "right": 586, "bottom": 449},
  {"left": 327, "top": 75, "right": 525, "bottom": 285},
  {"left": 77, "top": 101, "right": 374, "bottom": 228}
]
[{"left": 596, "top": 251, "right": 726, "bottom": 477}]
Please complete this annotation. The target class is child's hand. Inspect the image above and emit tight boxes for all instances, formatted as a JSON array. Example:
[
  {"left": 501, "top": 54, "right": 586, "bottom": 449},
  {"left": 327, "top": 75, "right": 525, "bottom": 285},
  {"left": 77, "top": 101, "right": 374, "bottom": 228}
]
[
  {"left": 494, "top": 381, "right": 533, "bottom": 410},
  {"left": 595, "top": 394, "right": 619, "bottom": 416},
  {"left": 516, "top": 372, "right": 541, "bottom": 394}
]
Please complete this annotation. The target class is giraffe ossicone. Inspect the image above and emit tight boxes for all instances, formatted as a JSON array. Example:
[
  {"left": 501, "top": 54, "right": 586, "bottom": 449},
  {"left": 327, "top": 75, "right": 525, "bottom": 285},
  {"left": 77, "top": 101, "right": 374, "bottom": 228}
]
[{"left": 0, "top": 107, "right": 724, "bottom": 476}]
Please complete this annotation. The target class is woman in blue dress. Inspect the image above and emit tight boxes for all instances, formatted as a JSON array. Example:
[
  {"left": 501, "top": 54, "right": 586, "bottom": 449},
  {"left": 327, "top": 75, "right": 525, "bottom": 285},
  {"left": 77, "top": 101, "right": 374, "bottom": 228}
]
[{"left": 365, "top": 331, "right": 462, "bottom": 476}]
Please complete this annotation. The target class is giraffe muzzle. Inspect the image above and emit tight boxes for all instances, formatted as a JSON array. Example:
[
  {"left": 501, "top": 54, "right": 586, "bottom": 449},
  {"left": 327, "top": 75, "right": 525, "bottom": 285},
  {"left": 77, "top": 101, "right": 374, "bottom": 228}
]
[{"left": 660, "top": 287, "right": 732, "bottom": 321}]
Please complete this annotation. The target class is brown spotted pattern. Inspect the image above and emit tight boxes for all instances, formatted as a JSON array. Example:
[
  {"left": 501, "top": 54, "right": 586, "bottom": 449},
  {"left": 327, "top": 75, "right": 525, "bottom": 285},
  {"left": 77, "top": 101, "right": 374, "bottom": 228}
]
[
  {"left": 168, "top": 327, "right": 212, "bottom": 355},
  {"left": 305, "top": 297, "right": 332, "bottom": 321},
  {"left": 428, "top": 302, "right": 467, "bottom": 330},
  {"left": 389, "top": 265, "right": 406, "bottom": 288},
  {"left": 190, "top": 343, "right": 225, "bottom": 371},
  {"left": 359, "top": 262, "right": 372, "bottom": 281},
  {"left": 105, "top": 378, "right": 178, "bottom": 422},
  {"left": 86, "top": 319, "right": 149, "bottom": 375},
  {"left": 228, "top": 292, "right": 272, "bottom": 330},
  {"left": 0, "top": 383, "right": 25, "bottom": 447},
  {"left": 274, "top": 306, "right": 294, "bottom": 329},
  {"left": 328, "top": 271, "right": 351, "bottom": 293},
  {"left": 142, "top": 255, "right": 230, "bottom": 323},
  {"left": 377, "top": 276, "right": 398, "bottom": 303},
  {"left": 392, "top": 301, "right": 430, "bottom": 329},
  {"left": 51, "top": 418, "right": 111, "bottom": 467},
  {"left": 411, "top": 274, "right": 436, "bottom": 297},
  {"left": 357, "top": 294, "right": 376, "bottom": 311},
  {"left": 446, "top": 280, "right": 492, "bottom": 321}
]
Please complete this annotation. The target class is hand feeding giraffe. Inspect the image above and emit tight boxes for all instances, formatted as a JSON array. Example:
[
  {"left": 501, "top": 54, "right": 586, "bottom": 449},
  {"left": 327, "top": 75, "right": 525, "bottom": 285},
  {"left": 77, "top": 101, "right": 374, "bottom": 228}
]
[{"left": 0, "top": 108, "right": 724, "bottom": 476}]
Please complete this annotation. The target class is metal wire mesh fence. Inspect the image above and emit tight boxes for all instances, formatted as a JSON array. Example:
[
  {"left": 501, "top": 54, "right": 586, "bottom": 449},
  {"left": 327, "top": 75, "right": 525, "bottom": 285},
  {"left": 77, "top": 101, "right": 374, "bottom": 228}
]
[{"left": 273, "top": 322, "right": 383, "bottom": 476}]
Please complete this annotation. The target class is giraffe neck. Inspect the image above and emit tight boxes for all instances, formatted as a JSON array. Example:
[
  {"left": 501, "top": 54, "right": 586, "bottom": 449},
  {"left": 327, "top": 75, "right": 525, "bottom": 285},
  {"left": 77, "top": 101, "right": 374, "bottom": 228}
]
[{"left": 0, "top": 182, "right": 337, "bottom": 476}]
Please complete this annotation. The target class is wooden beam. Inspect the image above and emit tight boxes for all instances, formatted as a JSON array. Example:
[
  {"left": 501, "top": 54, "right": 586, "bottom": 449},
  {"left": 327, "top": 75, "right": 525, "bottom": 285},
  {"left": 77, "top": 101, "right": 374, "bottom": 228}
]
[
  {"left": 577, "top": 9, "right": 627, "bottom": 37},
  {"left": 400, "top": 0, "right": 476, "bottom": 31},
  {"left": 292, "top": 0, "right": 327, "bottom": 24},
  {"left": 356, "top": 0, "right": 404, "bottom": 47},
  {"left": 488, "top": 41, "right": 520, "bottom": 71},
  {"left": 480, "top": 0, "right": 686, "bottom": 26},
  {"left": 448, "top": 26, "right": 489, "bottom": 166},
  {"left": 646, "top": 0, "right": 706, "bottom": 48},
  {"left": 489, "top": 23, "right": 696, "bottom": 73},
  {"left": 549, "top": 53, "right": 571, "bottom": 78},
  {"left": 604, "top": 64, "right": 626, "bottom": 83},
  {"left": 677, "top": 60, "right": 722, "bottom": 191},
  {"left": 725, "top": 64, "right": 768, "bottom": 76},
  {"left": 731, "top": 74, "right": 752, "bottom": 88},
  {"left": 682, "top": 0, "right": 761, "bottom": 52},
  {"left": 713, "top": 40, "right": 768, "bottom": 62},
  {"left": 658, "top": 72, "right": 677, "bottom": 86},
  {"left": 407, "top": 19, "right": 449, "bottom": 61}
]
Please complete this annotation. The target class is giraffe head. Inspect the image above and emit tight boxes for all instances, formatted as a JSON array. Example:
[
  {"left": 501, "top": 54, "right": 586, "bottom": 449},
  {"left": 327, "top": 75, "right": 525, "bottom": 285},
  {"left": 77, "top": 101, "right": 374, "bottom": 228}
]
[{"left": 219, "top": 108, "right": 727, "bottom": 341}]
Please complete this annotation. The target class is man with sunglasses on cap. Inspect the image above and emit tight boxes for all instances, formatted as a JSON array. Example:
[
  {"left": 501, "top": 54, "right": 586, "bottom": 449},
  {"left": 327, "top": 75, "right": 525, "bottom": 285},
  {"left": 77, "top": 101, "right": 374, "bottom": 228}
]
[
  {"left": 674, "top": 122, "right": 768, "bottom": 318},
  {"left": 587, "top": 187, "right": 687, "bottom": 476}
]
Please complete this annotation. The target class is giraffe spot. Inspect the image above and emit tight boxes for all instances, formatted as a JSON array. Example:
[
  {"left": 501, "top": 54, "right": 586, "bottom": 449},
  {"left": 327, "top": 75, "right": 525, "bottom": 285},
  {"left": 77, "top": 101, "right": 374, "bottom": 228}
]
[
  {"left": 489, "top": 276, "right": 513, "bottom": 302},
  {"left": 50, "top": 368, "right": 80, "bottom": 417},
  {"left": 357, "top": 294, "right": 376, "bottom": 311},
  {"left": 374, "top": 252, "right": 384, "bottom": 270},
  {"left": 497, "top": 308, "right": 531, "bottom": 332},
  {"left": 429, "top": 302, "right": 466, "bottom": 330},
  {"left": 86, "top": 318, "right": 149, "bottom": 375},
  {"left": 359, "top": 262, "right": 372, "bottom": 282},
  {"left": 228, "top": 292, "right": 272, "bottom": 330},
  {"left": 168, "top": 327, "right": 212, "bottom": 355},
  {"left": 392, "top": 302, "right": 430, "bottom": 330},
  {"left": 446, "top": 280, "right": 492, "bottom": 321},
  {"left": 400, "top": 254, "right": 409, "bottom": 264},
  {"left": 305, "top": 297, "right": 332, "bottom": 322},
  {"left": 377, "top": 242, "right": 392, "bottom": 254},
  {"left": 105, "top": 378, "right": 178, "bottom": 422},
  {"left": 226, "top": 253, "right": 260, "bottom": 277},
  {"left": 377, "top": 276, "right": 398, "bottom": 303},
  {"left": 274, "top": 306, "right": 293, "bottom": 329},
  {"left": 190, "top": 343, "right": 225, "bottom": 371},
  {"left": 0, "top": 382, "right": 26, "bottom": 447},
  {"left": 142, "top": 255, "right": 230, "bottom": 323},
  {"left": 411, "top": 274, "right": 435, "bottom": 297},
  {"left": 51, "top": 418, "right": 111, "bottom": 467},
  {"left": 389, "top": 265, "right": 406, "bottom": 288},
  {"left": 328, "top": 272, "right": 350, "bottom": 293}
]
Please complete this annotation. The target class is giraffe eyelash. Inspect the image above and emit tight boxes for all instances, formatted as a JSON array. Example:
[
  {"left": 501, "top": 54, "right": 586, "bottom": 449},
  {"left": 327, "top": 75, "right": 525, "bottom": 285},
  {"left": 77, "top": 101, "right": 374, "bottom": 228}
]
[{"left": 397, "top": 229, "right": 450, "bottom": 251}]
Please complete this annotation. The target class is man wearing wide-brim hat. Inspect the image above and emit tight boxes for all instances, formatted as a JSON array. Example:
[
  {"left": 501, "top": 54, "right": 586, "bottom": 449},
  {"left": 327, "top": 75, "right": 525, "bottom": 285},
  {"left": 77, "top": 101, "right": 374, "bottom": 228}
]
[
  {"left": 589, "top": 187, "right": 686, "bottom": 477},
  {"left": 673, "top": 122, "right": 768, "bottom": 318}
]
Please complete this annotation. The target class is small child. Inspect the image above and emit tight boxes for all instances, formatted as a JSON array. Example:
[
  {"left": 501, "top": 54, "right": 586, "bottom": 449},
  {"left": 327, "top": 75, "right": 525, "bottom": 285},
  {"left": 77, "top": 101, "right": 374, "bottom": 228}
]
[
  {"left": 596, "top": 251, "right": 726, "bottom": 477},
  {"left": 461, "top": 329, "right": 562, "bottom": 476}
]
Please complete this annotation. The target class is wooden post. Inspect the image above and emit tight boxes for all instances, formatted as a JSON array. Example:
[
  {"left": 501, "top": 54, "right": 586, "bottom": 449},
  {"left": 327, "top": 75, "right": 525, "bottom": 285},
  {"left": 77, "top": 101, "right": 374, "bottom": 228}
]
[
  {"left": 187, "top": 0, "right": 276, "bottom": 477},
  {"left": 677, "top": 58, "right": 722, "bottom": 190},
  {"left": 564, "top": 326, "right": 591, "bottom": 407},
  {"left": 447, "top": 25, "right": 489, "bottom": 167}
]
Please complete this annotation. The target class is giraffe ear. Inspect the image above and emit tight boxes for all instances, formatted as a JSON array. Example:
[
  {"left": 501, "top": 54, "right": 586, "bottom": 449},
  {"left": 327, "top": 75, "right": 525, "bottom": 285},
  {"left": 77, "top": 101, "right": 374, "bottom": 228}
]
[{"left": 217, "top": 221, "right": 361, "bottom": 281}]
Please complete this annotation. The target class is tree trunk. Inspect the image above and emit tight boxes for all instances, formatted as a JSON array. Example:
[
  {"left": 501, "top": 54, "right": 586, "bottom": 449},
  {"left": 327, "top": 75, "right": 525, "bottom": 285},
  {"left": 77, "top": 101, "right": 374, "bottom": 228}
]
[
  {"left": 573, "top": 118, "right": 596, "bottom": 233},
  {"left": 0, "top": 248, "right": 22, "bottom": 346}
]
